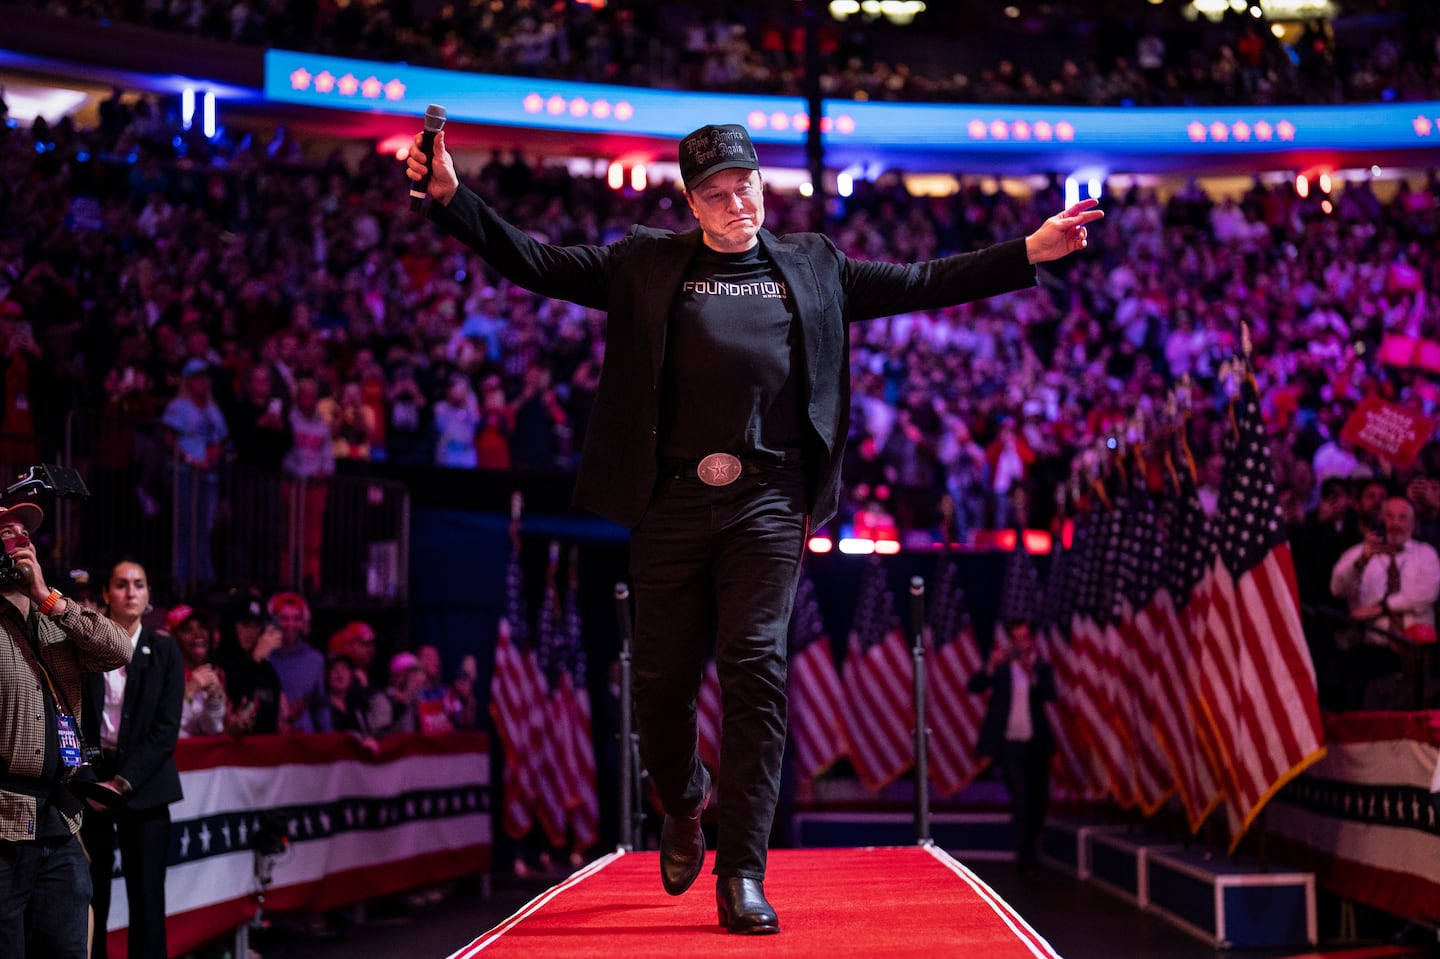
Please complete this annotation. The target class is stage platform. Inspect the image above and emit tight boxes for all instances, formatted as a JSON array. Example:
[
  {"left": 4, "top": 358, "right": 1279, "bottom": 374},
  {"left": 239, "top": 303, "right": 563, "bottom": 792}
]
[
  {"left": 780, "top": 812, "right": 1321, "bottom": 951},
  {"left": 445, "top": 846, "right": 1062, "bottom": 958},
  {"left": 1041, "top": 819, "right": 1317, "bottom": 950},
  {"left": 792, "top": 809, "right": 1014, "bottom": 858}
]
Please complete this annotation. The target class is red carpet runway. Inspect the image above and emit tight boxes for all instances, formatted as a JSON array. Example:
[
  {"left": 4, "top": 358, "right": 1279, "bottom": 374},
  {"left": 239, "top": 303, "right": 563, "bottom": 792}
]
[{"left": 446, "top": 845, "right": 1062, "bottom": 958}]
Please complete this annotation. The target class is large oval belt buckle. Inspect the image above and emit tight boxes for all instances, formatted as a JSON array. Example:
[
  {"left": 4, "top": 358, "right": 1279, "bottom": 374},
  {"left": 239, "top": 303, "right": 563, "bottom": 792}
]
[{"left": 697, "top": 453, "right": 743, "bottom": 487}]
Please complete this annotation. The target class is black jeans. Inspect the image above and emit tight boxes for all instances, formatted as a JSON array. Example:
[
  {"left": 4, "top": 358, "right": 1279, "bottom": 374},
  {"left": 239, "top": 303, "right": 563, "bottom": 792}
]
[
  {"left": 630, "top": 465, "right": 808, "bottom": 881},
  {"left": 998, "top": 740, "right": 1051, "bottom": 868},
  {"left": 0, "top": 833, "right": 92, "bottom": 959}
]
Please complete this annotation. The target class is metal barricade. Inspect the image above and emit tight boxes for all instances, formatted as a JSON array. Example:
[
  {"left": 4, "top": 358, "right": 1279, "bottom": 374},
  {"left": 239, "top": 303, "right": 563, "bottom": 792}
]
[
  {"left": 58, "top": 410, "right": 171, "bottom": 590},
  {"left": 63, "top": 408, "right": 410, "bottom": 605}
]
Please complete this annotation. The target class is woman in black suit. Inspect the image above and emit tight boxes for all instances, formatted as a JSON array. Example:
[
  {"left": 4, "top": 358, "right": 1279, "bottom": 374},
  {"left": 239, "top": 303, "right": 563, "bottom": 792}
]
[{"left": 80, "top": 559, "right": 185, "bottom": 959}]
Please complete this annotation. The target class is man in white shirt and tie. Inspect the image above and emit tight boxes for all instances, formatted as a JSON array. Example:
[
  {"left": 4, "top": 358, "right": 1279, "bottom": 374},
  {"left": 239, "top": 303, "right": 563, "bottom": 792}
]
[
  {"left": 1329, "top": 495, "right": 1440, "bottom": 709},
  {"left": 969, "top": 618, "right": 1055, "bottom": 878}
]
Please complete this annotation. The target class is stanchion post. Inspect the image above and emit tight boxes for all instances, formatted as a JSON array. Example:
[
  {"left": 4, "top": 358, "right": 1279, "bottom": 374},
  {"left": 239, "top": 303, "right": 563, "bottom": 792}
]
[
  {"left": 615, "top": 582, "right": 638, "bottom": 851},
  {"left": 910, "top": 575, "right": 931, "bottom": 846}
]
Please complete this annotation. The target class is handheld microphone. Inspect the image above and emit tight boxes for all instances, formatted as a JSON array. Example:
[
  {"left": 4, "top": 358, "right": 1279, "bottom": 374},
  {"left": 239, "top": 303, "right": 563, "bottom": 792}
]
[
  {"left": 614, "top": 583, "right": 633, "bottom": 643},
  {"left": 909, "top": 576, "right": 925, "bottom": 652},
  {"left": 410, "top": 104, "right": 447, "bottom": 212}
]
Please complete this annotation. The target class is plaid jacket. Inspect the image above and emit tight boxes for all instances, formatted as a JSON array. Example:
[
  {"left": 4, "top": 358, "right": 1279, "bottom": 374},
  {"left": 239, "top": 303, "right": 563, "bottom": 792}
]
[{"left": 0, "top": 596, "right": 132, "bottom": 841}]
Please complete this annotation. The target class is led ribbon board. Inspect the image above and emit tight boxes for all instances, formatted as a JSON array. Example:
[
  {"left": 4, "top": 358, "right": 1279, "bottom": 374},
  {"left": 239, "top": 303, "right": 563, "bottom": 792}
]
[{"left": 266, "top": 49, "right": 1440, "bottom": 160}]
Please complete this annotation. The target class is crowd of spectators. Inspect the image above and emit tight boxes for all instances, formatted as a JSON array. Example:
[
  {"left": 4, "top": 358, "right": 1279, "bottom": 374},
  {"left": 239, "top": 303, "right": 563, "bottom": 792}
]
[
  {"left": 63, "top": 575, "right": 480, "bottom": 743},
  {"left": 22, "top": 0, "right": 1440, "bottom": 107},
  {"left": 154, "top": 587, "right": 479, "bottom": 744},
  {"left": 6, "top": 84, "right": 1440, "bottom": 555}
]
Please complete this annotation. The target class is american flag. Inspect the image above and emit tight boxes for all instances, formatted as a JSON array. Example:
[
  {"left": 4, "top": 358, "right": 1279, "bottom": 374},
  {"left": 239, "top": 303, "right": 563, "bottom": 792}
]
[
  {"left": 787, "top": 576, "right": 848, "bottom": 785},
  {"left": 841, "top": 558, "right": 914, "bottom": 792},
  {"left": 926, "top": 558, "right": 989, "bottom": 796},
  {"left": 697, "top": 658, "right": 722, "bottom": 774},
  {"left": 490, "top": 543, "right": 540, "bottom": 839},
  {"left": 1095, "top": 473, "right": 1145, "bottom": 807},
  {"left": 998, "top": 533, "right": 1044, "bottom": 625},
  {"left": 562, "top": 557, "right": 598, "bottom": 853},
  {"left": 1205, "top": 376, "right": 1326, "bottom": 848},
  {"left": 531, "top": 546, "right": 571, "bottom": 849},
  {"left": 1069, "top": 496, "right": 1136, "bottom": 807},
  {"left": 1151, "top": 449, "right": 1223, "bottom": 832},
  {"left": 1115, "top": 457, "right": 1178, "bottom": 815},
  {"left": 1037, "top": 540, "right": 1106, "bottom": 800}
]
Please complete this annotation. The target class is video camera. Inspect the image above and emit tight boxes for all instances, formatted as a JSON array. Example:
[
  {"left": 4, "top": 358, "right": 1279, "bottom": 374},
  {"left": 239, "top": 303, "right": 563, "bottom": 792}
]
[{"left": 0, "top": 464, "right": 90, "bottom": 589}]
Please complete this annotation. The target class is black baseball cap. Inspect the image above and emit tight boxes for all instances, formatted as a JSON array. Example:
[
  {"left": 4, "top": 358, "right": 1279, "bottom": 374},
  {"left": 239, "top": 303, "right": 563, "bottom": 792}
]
[
  {"left": 224, "top": 587, "right": 266, "bottom": 623},
  {"left": 678, "top": 124, "right": 760, "bottom": 191}
]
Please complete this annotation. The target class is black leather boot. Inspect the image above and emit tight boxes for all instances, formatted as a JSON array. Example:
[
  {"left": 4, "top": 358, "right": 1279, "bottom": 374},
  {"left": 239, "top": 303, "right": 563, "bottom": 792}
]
[
  {"left": 716, "top": 877, "right": 780, "bottom": 934},
  {"left": 659, "top": 771, "right": 710, "bottom": 896}
]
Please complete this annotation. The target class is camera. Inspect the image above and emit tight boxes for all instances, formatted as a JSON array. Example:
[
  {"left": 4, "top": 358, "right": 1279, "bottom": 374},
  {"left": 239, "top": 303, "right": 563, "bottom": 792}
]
[
  {"left": 0, "top": 553, "right": 24, "bottom": 590},
  {"left": 0, "top": 464, "right": 90, "bottom": 589}
]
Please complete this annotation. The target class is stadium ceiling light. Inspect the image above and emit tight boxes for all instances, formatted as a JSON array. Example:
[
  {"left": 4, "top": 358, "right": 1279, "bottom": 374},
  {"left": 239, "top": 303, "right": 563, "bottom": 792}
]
[
  {"left": 0, "top": 84, "right": 88, "bottom": 124},
  {"left": 833, "top": 0, "right": 926, "bottom": 23},
  {"left": 1258, "top": 0, "right": 1336, "bottom": 19},
  {"left": 879, "top": 1, "right": 927, "bottom": 24}
]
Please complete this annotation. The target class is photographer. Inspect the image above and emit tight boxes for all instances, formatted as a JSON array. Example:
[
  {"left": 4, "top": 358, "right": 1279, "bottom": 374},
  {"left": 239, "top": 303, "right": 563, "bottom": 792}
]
[
  {"left": 0, "top": 501, "right": 131, "bottom": 959},
  {"left": 1330, "top": 494, "right": 1440, "bottom": 709},
  {"left": 968, "top": 618, "right": 1055, "bottom": 880}
]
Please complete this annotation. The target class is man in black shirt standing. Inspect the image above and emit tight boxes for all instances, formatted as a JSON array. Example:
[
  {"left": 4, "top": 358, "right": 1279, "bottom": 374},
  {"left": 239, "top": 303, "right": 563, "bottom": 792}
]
[{"left": 405, "top": 122, "right": 1100, "bottom": 933}]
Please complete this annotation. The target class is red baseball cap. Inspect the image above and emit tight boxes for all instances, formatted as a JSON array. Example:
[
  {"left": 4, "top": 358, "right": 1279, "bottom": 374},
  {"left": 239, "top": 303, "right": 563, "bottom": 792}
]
[
  {"left": 165, "top": 604, "right": 207, "bottom": 633},
  {"left": 0, "top": 502, "right": 43, "bottom": 535}
]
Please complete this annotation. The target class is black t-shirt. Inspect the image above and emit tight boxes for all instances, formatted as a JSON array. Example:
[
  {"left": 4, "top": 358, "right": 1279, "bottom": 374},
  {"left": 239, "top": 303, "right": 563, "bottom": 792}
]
[{"left": 659, "top": 244, "right": 803, "bottom": 462}]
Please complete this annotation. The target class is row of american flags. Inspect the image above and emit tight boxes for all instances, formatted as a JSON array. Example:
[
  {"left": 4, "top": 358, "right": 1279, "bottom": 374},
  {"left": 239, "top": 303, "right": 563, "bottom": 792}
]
[
  {"left": 1063, "top": 373, "right": 1326, "bottom": 847},
  {"left": 487, "top": 374, "right": 1325, "bottom": 855},
  {"left": 788, "top": 374, "right": 1326, "bottom": 851},
  {"left": 489, "top": 535, "right": 599, "bottom": 854}
]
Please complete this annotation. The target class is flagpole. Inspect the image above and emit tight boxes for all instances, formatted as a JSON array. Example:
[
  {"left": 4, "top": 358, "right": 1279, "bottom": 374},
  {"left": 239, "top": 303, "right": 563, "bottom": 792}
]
[
  {"left": 910, "top": 575, "right": 931, "bottom": 846},
  {"left": 614, "top": 582, "right": 640, "bottom": 852}
]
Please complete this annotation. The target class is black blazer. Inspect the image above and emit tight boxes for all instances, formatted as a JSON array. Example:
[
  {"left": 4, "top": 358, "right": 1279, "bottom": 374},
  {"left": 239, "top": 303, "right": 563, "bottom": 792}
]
[
  {"left": 430, "top": 184, "right": 1036, "bottom": 528},
  {"left": 967, "top": 659, "right": 1056, "bottom": 760},
  {"left": 81, "top": 626, "right": 185, "bottom": 811}
]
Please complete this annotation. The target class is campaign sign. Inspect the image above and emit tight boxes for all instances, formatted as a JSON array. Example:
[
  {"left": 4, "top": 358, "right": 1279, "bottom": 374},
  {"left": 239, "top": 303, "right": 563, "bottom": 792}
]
[{"left": 1339, "top": 396, "right": 1436, "bottom": 469}]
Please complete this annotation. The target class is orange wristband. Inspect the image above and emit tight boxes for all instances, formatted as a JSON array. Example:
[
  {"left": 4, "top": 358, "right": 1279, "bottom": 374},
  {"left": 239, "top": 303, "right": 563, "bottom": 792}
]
[{"left": 37, "top": 589, "right": 62, "bottom": 616}]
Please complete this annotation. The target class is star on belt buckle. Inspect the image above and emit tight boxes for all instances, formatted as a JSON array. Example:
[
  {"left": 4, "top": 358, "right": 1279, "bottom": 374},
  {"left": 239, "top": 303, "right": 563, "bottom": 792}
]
[{"left": 697, "top": 453, "right": 743, "bottom": 487}]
